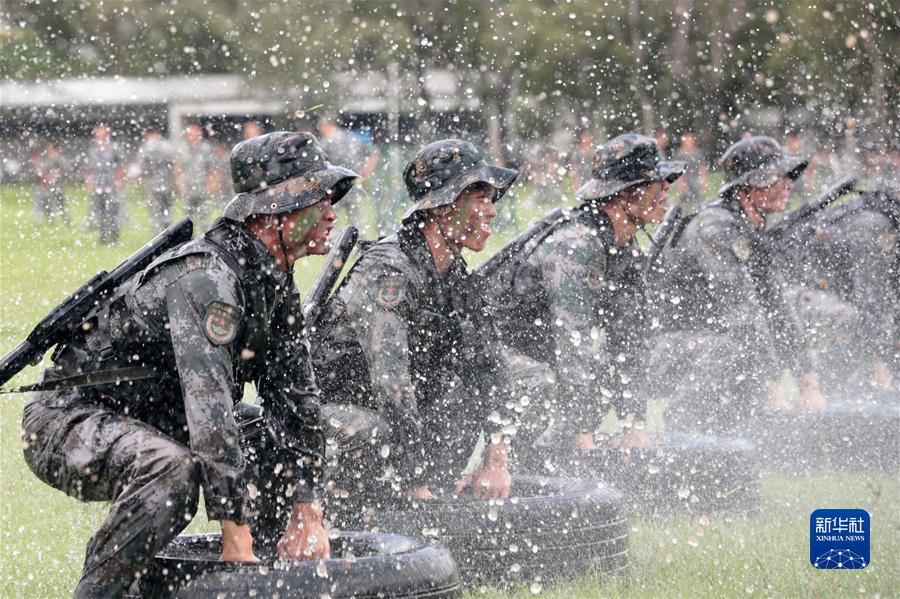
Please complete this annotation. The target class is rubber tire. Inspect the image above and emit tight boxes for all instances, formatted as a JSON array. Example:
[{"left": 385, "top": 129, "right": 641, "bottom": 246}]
[
  {"left": 369, "top": 475, "right": 629, "bottom": 588},
  {"left": 743, "top": 399, "right": 899, "bottom": 472},
  {"left": 534, "top": 432, "right": 761, "bottom": 515},
  {"left": 138, "top": 531, "right": 462, "bottom": 598}
]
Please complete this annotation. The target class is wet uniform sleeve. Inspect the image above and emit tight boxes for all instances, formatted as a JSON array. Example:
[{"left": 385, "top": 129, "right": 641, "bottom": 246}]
[
  {"left": 257, "top": 289, "right": 325, "bottom": 503},
  {"left": 164, "top": 265, "right": 246, "bottom": 522},
  {"left": 342, "top": 265, "right": 425, "bottom": 485},
  {"left": 533, "top": 223, "right": 612, "bottom": 434},
  {"left": 688, "top": 215, "right": 781, "bottom": 379}
]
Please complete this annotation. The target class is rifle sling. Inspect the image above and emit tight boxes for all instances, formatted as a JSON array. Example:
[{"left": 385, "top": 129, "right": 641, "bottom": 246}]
[{"left": 0, "top": 365, "right": 160, "bottom": 394}]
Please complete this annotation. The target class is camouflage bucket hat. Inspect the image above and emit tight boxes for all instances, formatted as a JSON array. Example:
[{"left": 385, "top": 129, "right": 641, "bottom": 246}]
[
  {"left": 718, "top": 136, "right": 808, "bottom": 197},
  {"left": 576, "top": 133, "right": 685, "bottom": 203},
  {"left": 223, "top": 131, "right": 358, "bottom": 221},
  {"left": 401, "top": 139, "right": 518, "bottom": 221}
]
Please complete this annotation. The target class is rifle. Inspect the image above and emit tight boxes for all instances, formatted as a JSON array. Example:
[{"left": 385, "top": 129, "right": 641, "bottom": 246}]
[
  {"left": 476, "top": 207, "right": 568, "bottom": 280},
  {"left": 768, "top": 176, "right": 857, "bottom": 242},
  {"left": 644, "top": 204, "right": 683, "bottom": 277},
  {"left": 302, "top": 225, "right": 358, "bottom": 328},
  {"left": 0, "top": 218, "right": 193, "bottom": 388}
]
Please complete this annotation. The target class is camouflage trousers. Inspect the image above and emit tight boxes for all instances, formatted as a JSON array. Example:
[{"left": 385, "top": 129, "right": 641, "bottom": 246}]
[
  {"left": 90, "top": 192, "right": 119, "bottom": 244},
  {"left": 786, "top": 286, "right": 877, "bottom": 395},
  {"left": 643, "top": 331, "right": 772, "bottom": 435},
  {"left": 147, "top": 189, "right": 174, "bottom": 232},
  {"left": 320, "top": 395, "right": 489, "bottom": 528},
  {"left": 22, "top": 392, "right": 289, "bottom": 599}
]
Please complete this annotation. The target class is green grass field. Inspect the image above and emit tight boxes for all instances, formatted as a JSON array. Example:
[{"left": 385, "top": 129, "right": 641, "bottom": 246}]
[{"left": 1, "top": 184, "right": 897, "bottom": 598}]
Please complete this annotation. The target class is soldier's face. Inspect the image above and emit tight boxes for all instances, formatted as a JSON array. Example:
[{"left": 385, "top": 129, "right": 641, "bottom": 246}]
[
  {"left": 284, "top": 198, "right": 337, "bottom": 256},
  {"left": 442, "top": 184, "right": 497, "bottom": 252},
  {"left": 629, "top": 181, "right": 670, "bottom": 224},
  {"left": 752, "top": 177, "right": 793, "bottom": 214}
]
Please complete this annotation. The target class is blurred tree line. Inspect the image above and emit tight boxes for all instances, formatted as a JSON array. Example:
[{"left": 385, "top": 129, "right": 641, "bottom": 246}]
[{"left": 1, "top": 0, "right": 896, "bottom": 153}]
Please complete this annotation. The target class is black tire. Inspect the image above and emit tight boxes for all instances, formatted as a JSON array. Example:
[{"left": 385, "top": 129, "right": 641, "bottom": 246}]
[
  {"left": 534, "top": 432, "right": 761, "bottom": 515},
  {"left": 369, "top": 475, "right": 629, "bottom": 588},
  {"left": 744, "top": 399, "right": 899, "bottom": 472},
  {"left": 138, "top": 531, "right": 462, "bottom": 598}
]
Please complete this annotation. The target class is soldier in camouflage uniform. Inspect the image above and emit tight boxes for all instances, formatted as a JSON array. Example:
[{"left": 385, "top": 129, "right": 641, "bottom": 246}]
[
  {"left": 311, "top": 139, "right": 518, "bottom": 524},
  {"left": 31, "top": 141, "right": 70, "bottom": 224},
  {"left": 22, "top": 131, "right": 357, "bottom": 598},
  {"left": 647, "top": 136, "right": 825, "bottom": 434},
  {"left": 482, "top": 133, "right": 685, "bottom": 457},
  {"left": 85, "top": 124, "right": 124, "bottom": 244},
  {"left": 176, "top": 123, "right": 217, "bottom": 228},
  {"left": 139, "top": 128, "right": 177, "bottom": 232},
  {"left": 782, "top": 185, "right": 898, "bottom": 395}
]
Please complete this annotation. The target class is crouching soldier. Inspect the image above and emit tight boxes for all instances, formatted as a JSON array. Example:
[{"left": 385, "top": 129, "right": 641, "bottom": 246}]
[
  {"left": 21, "top": 131, "right": 357, "bottom": 597},
  {"left": 647, "top": 135, "right": 825, "bottom": 434},
  {"left": 481, "top": 133, "right": 685, "bottom": 457},
  {"left": 311, "top": 140, "right": 518, "bottom": 524},
  {"left": 784, "top": 184, "right": 898, "bottom": 394}
]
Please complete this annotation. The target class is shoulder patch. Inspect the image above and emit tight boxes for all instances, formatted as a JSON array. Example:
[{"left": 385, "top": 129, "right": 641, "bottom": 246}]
[
  {"left": 203, "top": 301, "right": 241, "bottom": 345},
  {"left": 731, "top": 235, "right": 751, "bottom": 261},
  {"left": 876, "top": 230, "right": 896, "bottom": 253},
  {"left": 374, "top": 275, "right": 406, "bottom": 309}
]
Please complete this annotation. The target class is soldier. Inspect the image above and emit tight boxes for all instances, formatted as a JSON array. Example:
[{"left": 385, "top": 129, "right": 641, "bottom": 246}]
[
  {"left": 311, "top": 139, "right": 518, "bottom": 524},
  {"left": 482, "top": 133, "right": 685, "bottom": 456},
  {"left": 138, "top": 128, "right": 177, "bottom": 232},
  {"left": 21, "top": 131, "right": 357, "bottom": 597},
  {"left": 783, "top": 184, "right": 898, "bottom": 394},
  {"left": 673, "top": 131, "right": 709, "bottom": 214},
  {"left": 85, "top": 124, "right": 125, "bottom": 244},
  {"left": 31, "top": 141, "right": 69, "bottom": 224},
  {"left": 648, "top": 136, "right": 825, "bottom": 434},
  {"left": 176, "top": 122, "right": 217, "bottom": 228},
  {"left": 318, "top": 116, "right": 380, "bottom": 229}
]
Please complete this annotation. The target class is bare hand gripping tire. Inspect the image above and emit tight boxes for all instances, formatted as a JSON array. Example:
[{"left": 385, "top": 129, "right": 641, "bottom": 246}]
[
  {"left": 535, "top": 432, "right": 761, "bottom": 515},
  {"left": 369, "top": 475, "right": 629, "bottom": 588},
  {"left": 138, "top": 531, "right": 462, "bottom": 598}
]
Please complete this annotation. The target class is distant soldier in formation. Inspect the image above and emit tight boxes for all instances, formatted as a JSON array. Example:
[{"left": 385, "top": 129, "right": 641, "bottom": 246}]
[
  {"left": 176, "top": 123, "right": 216, "bottom": 228},
  {"left": 31, "top": 141, "right": 69, "bottom": 224},
  {"left": 22, "top": 131, "right": 356, "bottom": 597},
  {"left": 312, "top": 139, "right": 518, "bottom": 524},
  {"left": 85, "top": 124, "right": 125, "bottom": 244},
  {"left": 483, "top": 133, "right": 685, "bottom": 457},
  {"left": 672, "top": 131, "right": 708, "bottom": 215},
  {"left": 138, "top": 128, "right": 177, "bottom": 232},
  {"left": 318, "top": 116, "right": 379, "bottom": 229},
  {"left": 648, "top": 136, "right": 825, "bottom": 434}
]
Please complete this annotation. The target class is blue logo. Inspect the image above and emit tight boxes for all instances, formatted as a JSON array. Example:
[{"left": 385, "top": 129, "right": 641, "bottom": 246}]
[{"left": 810, "top": 509, "right": 870, "bottom": 569}]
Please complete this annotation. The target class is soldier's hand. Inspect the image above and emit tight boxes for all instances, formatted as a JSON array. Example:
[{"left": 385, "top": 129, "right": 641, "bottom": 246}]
[
  {"left": 573, "top": 432, "right": 597, "bottom": 451},
  {"left": 219, "top": 520, "right": 259, "bottom": 562},
  {"left": 872, "top": 359, "right": 894, "bottom": 390},
  {"left": 407, "top": 485, "right": 438, "bottom": 501},
  {"left": 610, "top": 426, "right": 652, "bottom": 450},
  {"left": 455, "top": 440, "right": 511, "bottom": 500},
  {"left": 277, "top": 501, "right": 330, "bottom": 561},
  {"left": 797, "top": 372, "right": 826, "bottom": 412},
  {"left": 766, "top": 380, "right": 790, "bottom": 412}
]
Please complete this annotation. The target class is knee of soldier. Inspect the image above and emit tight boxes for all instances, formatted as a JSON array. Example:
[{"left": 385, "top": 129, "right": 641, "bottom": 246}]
[{"left": 136, "top": 436, "right": 200, "bottom": 499}]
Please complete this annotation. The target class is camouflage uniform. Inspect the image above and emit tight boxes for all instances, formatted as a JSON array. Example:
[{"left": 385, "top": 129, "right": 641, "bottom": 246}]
[
  {"left": 482, "top": 134, "right": 685, "bottom": 449},
  {"left": 139, "top": 135, "right": 177, "bottom": 231},
  {"left": 312, "top": 139, "right": 517, "bottom": 524},
  {"left": 647, "top": 136, "right": 810, "bottom": 433},
  {"left": 87, "top": 140, "right": 123, "bottom": 243},
  {"left": 782, "top": 187, "right": 900, "bottom": 391},
  {"left": 32, "top": 145, "right": 69, "bottom": 224},
  {"left": 178, "top": 139, "right": 216, "bottom": 227},
  {"left": 22, "top": 132, "right": 356, "bottom": 598}
]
